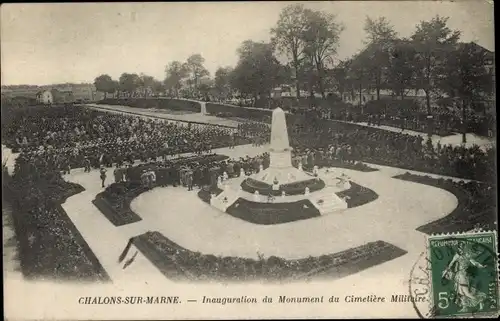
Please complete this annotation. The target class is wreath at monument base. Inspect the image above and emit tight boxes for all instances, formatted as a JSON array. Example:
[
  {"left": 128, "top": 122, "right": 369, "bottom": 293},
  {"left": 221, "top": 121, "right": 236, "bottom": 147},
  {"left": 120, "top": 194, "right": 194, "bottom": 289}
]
[{"left": 240, "top": 177, "right": 325, "bottom": 196}]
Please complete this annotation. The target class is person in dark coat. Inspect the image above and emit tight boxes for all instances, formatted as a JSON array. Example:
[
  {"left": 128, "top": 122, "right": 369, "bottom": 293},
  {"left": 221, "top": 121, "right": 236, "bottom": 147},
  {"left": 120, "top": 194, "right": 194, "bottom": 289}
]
[
  {"left": 113, "top": 165, "right": 124, "bottom": 183},
  {"left": 140, "top": 170, "right": 149, "bottom": 188},
  {"left": 99, "top": 166, "right": 107, "bottom": 188},
  {"left": 193, "top": 167, "right": 201, "bottom": 188},
  {"left": 157, "top": 164, "right": 168, "bottom": 187},
  {"left": 233, "top": 162, "right": 240, "bottom": 177},
  {"left": 84, "top": 157, "right": 91, "bottom": 173},
  {"left": 186, "top": 172, "right": 193, "bottom": 191},
  {"left": 171, "top": 167, "right": 180, "bottom": 187},
  {"left": 226, "top": 162, "right": 234, "bottom": 178},
  {"left": 125, "top": 164, "right": 133, "bottom": 182}
]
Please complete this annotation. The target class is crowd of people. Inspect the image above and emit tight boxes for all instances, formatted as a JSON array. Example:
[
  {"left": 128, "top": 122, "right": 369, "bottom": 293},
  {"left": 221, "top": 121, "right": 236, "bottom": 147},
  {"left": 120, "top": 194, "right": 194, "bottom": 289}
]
[
  {"left": 238, "top": 122, "right": 270, "bottom": 147},
  {"left": 1, "top": 104, "right": 255, "bottom": 279},
  {"left": 285, "top": 115, "right": 495, "bottom": 182},
  {"left": 104, "top": 153, "right": 271, "bottom": 192},
  {"left": 3, "top": 105, "right": 254, "bottom": 173},
  {"left": 308, "top": 101, "right": 495, "bottom": 138}
]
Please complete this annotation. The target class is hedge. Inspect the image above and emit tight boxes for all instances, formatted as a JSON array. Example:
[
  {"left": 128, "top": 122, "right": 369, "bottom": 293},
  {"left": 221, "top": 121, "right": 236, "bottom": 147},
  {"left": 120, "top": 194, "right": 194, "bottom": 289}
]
[
  {"left": 206, "top": 103, "right": 273, "bottom": 122},
  {"left": 132, "top": 231, "right": 407, "bottom": 282},
  {"left": 92, "top": 181, "right": 146, "bottom": 226},
  {"left": 92, "top": 195, "right": 142, "bottom": 226},
  {"left": 335, "top": 182, "right": 379, "bottom": 208},
  {"left": 3, "top": 179, "right": 109, "bottom": 282}
]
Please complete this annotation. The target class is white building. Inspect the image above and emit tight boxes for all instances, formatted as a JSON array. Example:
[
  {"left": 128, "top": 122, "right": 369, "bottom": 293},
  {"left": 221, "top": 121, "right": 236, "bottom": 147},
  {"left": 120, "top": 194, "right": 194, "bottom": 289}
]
[{"left": 36, "top": 90, "right": 53, "bottom": 104}]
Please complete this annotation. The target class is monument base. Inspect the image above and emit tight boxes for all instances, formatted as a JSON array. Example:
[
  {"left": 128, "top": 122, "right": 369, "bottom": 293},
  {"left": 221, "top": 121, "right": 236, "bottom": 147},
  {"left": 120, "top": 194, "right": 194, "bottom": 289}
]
[
  {"left": 269, "top": 150, "right": 292, "bottom": 168},
  {"left": 251, "top": 166, "right": 314, "bottom": 186},
  {"left": 226, "top": 198, "right": 321, "bottom": 225}
]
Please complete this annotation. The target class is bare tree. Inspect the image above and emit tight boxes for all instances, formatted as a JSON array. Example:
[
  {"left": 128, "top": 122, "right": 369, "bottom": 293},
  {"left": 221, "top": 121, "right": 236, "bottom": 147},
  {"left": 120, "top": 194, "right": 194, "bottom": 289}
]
[
  {"left": 271, "top": 4, "right": 308, "bottom": 99},
  {"left": 301, "top": 9, "right": 344, "bottom": 99},
  {"left": 411, "top": 15, "right": 461, "bottom": 114},
  {"left": 363, "top": 16, "right": 398, "bottom": 101},
  {"left": 186, "top": 54, "right": 210, "bottom": 94}
]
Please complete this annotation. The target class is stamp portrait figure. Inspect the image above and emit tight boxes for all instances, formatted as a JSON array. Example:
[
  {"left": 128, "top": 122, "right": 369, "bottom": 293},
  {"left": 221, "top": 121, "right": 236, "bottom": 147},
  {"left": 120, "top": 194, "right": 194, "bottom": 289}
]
[{"left": 441, "top": 242, "right": 487, "bottom": 312}]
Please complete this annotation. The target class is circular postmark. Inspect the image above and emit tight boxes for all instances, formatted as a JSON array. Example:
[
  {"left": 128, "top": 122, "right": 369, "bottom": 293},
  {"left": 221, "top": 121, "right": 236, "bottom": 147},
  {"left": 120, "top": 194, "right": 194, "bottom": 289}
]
[{"left": 409, "top": 234, "right": 499, "bottom": 319}]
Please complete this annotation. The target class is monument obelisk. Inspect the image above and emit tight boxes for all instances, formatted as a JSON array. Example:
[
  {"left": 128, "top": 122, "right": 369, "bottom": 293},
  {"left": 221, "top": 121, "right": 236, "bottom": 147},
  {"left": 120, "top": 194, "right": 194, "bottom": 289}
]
[
  {"left": 269, "top": 107, "right": 292, "bottom": 168},
  {"left": 235, "top": 106, "right": 348, "bottom": 214}
]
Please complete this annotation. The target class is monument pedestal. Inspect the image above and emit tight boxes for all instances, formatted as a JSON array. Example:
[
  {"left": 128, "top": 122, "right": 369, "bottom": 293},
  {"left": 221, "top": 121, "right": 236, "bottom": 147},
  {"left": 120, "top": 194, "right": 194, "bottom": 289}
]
[
  {"left": 200, "top": 102, "right": 207, "bottom": 115},
  {"left": 269, "top": 150, "right": 292, "bottom": 168}
]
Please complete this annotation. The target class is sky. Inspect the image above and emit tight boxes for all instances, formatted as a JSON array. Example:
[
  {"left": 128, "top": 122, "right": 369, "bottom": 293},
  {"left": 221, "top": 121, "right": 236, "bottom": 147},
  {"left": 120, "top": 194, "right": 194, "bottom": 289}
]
[{"left": 1, "top": 1, "right": 494, "bottom": 86}]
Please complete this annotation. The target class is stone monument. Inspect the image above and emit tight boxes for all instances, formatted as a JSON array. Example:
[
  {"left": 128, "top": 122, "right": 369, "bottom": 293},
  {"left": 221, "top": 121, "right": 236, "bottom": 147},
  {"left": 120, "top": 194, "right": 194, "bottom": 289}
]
[{"left": 252, "top": 108, "right": 311, "bottom": 185}]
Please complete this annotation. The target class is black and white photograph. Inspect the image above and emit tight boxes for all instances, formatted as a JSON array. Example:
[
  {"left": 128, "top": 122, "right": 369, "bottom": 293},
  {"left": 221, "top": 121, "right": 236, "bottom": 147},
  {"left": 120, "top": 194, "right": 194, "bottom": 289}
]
[{"left": 2, "top": 1, "right": 497, "bottom": 319}]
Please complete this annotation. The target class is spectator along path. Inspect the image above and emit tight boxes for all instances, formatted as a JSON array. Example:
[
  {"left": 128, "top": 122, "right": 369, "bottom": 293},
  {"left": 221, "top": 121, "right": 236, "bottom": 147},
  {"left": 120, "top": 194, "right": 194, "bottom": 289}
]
[{"left": 332, "top": 119, "right": 495, "bottom": 151}]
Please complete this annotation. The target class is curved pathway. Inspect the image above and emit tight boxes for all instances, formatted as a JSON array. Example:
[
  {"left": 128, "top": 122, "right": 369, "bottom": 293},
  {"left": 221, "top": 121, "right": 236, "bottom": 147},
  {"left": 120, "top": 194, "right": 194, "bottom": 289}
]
[
  {"left": 55, "top": 143, "right": 459, "bottom": 287},
  {"left": 131, "top": 166, "right": 457, "bottom": 260}
]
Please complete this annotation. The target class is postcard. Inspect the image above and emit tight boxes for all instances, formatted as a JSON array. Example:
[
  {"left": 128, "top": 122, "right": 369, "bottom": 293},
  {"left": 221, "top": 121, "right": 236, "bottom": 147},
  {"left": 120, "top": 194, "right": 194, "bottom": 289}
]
[{"left": 2, "top": 1, "right": 497, "bottom": 319}]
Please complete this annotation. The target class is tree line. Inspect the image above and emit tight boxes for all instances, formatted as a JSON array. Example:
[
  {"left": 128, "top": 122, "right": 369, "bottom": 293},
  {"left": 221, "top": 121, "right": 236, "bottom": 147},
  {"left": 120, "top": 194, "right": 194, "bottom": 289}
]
[
  {"left": 94, "top": 53, "right": 211, "bottom": 99},
  {"left": 342, "top": 15, "right": 493, "bottom": 116},
  {"left": 94, "top": 4, "right": 493, "bottom": 118}
]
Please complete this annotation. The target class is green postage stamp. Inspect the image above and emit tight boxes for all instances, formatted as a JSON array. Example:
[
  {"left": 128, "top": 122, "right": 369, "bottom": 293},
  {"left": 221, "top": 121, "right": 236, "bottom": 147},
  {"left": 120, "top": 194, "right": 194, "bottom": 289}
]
[{"left": 428, "top": 231, "right": 499, "bottom": 318}]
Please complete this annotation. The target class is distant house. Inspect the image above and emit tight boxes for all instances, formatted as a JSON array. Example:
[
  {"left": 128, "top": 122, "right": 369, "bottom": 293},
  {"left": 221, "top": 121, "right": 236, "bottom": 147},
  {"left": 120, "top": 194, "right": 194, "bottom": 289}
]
[
  {"left": 467, "top": 42, "right": 495, "bottom": 114},
  {"left": 343, "top": 88, "right": 438, "bottom": 111},
  {"left": 72, "top": 83, "right": 99, "bottom": 102},
  {"left": 36, "top": 90, "right": 54, "bottom": 104},
  {"left": 2, "top": 83, "right": 105, "bottom": 104}
]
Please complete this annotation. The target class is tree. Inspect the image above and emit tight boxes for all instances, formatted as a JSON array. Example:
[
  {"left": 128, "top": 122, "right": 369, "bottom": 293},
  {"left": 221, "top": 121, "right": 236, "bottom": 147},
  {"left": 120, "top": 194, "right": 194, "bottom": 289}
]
[
  {"left": 139, "top": 73, "right": 156, "bottom": 98},
  {"left": 214, "top": 66, "right": 233, "bottom": 99},
  {"left": 198, "top": 83, "right": 212, "bottom": 99},
  {"left": 364, "top": 16, "right": 398, "bottom": 43},
  {"left": 230, "top": 40, "right": 281, "bottom": 103},
  {"left": 118, "top": 73, "right": 141, "bottom": 98},
  {"left": 271, "top": 4, "right": 308, "bottom": 99},
  {"left": 349, "top": 52, "right": 370, "bottom": 112},
  {"left": 363, "top": 16, "right": 398, "bottom": 101},
  {"left": 94, "top": 74, "right": 116, "bottom": 99},
  {"left": 302, "top": 53, "right": 317, "bottom": 99},
  {"left": 151, "top": 80, "right": 164, "bottom": 96},
  {"left": 301, "top": 9, "right": 344, "bottom": 98},
  {"left": 441, "top": 42, "right": 493, "bottom": 143},
  {"left": 164, "top": 61, "right": 189, "bottom": 97},
  {"left": 411, "top": 15, "right": 461, "bottom": 114},
  {"left": 111, "top": 80, "right": 119, "bottom": 98},
  {"left": 386, "top": 39, "right": 417, "bottom": 100},
  {"left": 186, "top": 54, "right": 210, "bottom": 93}
]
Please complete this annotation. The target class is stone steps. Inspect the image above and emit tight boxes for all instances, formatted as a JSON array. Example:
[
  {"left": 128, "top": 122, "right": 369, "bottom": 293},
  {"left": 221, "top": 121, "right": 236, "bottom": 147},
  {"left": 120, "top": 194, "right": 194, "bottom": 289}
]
[
  {"left": 309, "top": 189, "right": 348, "bottom": 215},
  {"left": 210, "top": 189, "right": 239, "bottom": 212}
]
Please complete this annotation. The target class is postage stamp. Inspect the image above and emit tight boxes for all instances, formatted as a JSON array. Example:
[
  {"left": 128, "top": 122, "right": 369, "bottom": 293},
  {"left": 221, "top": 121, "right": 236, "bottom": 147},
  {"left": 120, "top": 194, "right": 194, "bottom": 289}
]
[{"left": 427, "top": 231, "right": 499, "bottom": 318}]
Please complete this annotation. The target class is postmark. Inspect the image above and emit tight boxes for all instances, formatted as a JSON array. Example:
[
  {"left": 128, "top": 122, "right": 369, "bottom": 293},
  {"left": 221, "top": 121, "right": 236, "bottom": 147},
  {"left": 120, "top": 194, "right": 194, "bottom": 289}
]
[
  {"left": 409, "top": 247, "right": 436, "bottom": 318},
  {"left": 426, "top": 231, "right": 499, "bottom": 318}
]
